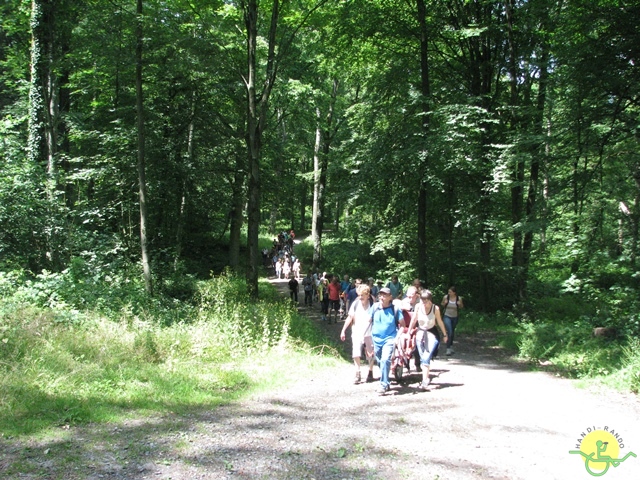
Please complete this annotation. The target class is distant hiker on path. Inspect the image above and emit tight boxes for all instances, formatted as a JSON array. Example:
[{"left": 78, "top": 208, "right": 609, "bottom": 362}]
[
  {"left": 302, "top": 272, "right": 314, "bottom": 307},
  {"left": 386, "top": 275, "right": 403, "bottom": 299},
  {"left": 288, "top": 277, "right": 299, "bottom": 304},
  {"left": 441, "top": 286, "right": 464, "bottom": 356}
]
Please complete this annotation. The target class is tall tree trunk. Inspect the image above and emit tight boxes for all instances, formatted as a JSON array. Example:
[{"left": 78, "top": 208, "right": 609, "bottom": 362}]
[
  {"left": 416, "top": 0, "right": 430, "bottom": 285},
  {"left": 28, "top": 0, "right": 51, "bottom": 170},
  {"left": 571, "top": 106, "right": 583, "bottom": 275},
  {"left": 445, "top": 177, "right": 455, "bottom": 285},
  {"left": 28, "top": 0, "right": 57, "bottom": 269},
  {"left": 472, "top": 4, "right": 497, "bottom": 312},
  {"left": 228, "top": 144, "right": 245, "bottom": 269},
  {"left": 312, "top": 79, "right": 339, "bottom": 269},
  {"left": 633, "top": 192, "right": 639, "bottom": 268},
  {"left": 521, "top": 27, "right": 551, "bottom": 293},
  {"left": 175, "top": 92, "right": 196, "bottom": 271},
  {"left": 312, "top": 108, "right": 323, "bottom": 268},
  {"left": 245, "top": 0, "right": 260, "bottom": 297},
  {"left": 540, "top": 98, "right": 552, "bottom": 253},
  {"left": 505, "top": 0, "right": 526, "bottom": 300},
  {"left": 629, "top": 166, "right": 640, "bottom": 268},
  {"left": 136, "top": 0, "right": 152, "bottom": 294},
  {"left": 243, "top": 0, "right": 280, "bottom": 298},
  {"left": 298, "top": 156, "right": 308, "bottom": 232}
]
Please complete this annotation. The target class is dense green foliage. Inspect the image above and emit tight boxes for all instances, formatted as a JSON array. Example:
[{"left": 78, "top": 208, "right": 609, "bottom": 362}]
[{"left": 1, "top": 0, "right": 639, "bottom": 408}]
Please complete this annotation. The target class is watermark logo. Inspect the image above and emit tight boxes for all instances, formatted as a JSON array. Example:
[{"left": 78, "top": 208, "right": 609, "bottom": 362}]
[{"left": 569, "top": 426, "right": 636, "bottom": 477}]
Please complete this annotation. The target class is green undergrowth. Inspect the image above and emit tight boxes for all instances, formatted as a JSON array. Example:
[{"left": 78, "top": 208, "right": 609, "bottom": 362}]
[
  {"left": 0, "top": 269, "right": 342, "bottom": 438},
  {"left": 458, "top": 307, "right": 640, "bottom": 394}
]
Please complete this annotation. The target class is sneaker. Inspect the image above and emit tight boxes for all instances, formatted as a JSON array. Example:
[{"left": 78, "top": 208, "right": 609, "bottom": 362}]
[
  {"left": 366, "top": 371, "right": 374, "bottom": 383},
  {"left": 418, "top": 377, "right": 431, "bottom": 390},
  {"left": 355, "top": 372, "right": 361, "bottom": 384},
  {"left": 446, "top": 348, "right": 453, "bottom": 356},
  {"left": 376, "top": 384, "right": 389, "bottom": 395}
]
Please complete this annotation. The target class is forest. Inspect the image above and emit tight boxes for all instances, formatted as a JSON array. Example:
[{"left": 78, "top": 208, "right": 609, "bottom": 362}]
[{"left": 1, "top": 0, "right": 640, "bottom": 392}]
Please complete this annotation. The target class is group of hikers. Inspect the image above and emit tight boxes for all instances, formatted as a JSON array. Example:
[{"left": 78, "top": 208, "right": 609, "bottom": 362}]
[
  {"left": 264, "top": 230, "right": 302, "bottom": 281},
  {"left": 286, "top": 271, "right": 464, "bottom": 395}
]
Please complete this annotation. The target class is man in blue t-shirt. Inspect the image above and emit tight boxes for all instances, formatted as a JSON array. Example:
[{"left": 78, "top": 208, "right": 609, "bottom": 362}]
[
  {"left": 369, "top": 287, "right": 405, "bottom": 395},
  {"left": 345, "top": 278, "right": 361, "bottom": 313},
  {"left": 386, "top": 275, "right": 403, "bottom": 299},
  {"left": 340, "top": 275, "right": 351, "bottom": 294}
]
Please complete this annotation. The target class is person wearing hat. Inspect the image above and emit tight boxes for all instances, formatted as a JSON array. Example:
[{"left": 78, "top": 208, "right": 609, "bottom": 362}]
[{"left": 370, "top": 287, "right": 405, "bottom": 395}]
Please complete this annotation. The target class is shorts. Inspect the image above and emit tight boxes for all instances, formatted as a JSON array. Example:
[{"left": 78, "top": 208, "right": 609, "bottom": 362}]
[
  {"left": 329, "top": 299, "right": 340, "bottom": 311},
  {"left": 352, "top": 334, "right": 374, "bottom": 359}
]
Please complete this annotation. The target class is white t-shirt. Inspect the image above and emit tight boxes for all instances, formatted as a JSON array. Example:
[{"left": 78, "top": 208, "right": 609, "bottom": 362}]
[
  {"left": 415, "top": 302, "right": 436, "bottom": 330},
  {"left": 349, "top": 299, "right": 373, "bottom": 338}
]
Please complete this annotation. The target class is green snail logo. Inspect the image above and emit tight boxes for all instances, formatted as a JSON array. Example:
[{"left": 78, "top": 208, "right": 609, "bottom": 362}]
[{"left": 569, "top": 427, "right": 636, "bottom": 477}]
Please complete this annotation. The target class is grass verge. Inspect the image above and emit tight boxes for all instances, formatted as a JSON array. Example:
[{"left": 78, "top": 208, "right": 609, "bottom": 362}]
[{"left": 0, "top": 271, "right": 343, "bottom": 439}]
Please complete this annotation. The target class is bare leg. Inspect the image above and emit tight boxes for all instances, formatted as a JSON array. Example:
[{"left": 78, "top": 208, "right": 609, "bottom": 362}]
[
  {"left": 353, "top": 357, "right": 362, "bottom": 383},
  {"left": 422, "top": 365, "right": 431, "bottom": 387}
]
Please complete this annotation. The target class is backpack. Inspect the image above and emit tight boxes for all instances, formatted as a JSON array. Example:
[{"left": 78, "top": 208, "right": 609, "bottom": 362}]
[
  {"left": 446, "top": 294, "right": 460, "bottom": 309},
  {"left": 350, "top": 296, "right": 375, "bottom": 314},
  {"left": 371, "top": 301, "right": 402, "bottom": 326}
]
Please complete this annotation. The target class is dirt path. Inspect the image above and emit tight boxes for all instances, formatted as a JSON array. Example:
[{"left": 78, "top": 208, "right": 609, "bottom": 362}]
[
  {"left": 2, "top": 275, "right": 639, "bottom": 480},
  {"left": 249, "top": 275, "right": 640, "bottom": 480}
]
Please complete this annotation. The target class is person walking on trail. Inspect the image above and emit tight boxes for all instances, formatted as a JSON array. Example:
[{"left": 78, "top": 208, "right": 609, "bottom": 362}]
[
  {"left": 386, "top": 274, "right": 403, "bottom": 299},
  {"left": 313, "top": 272, "right": 321, "bottom": 302},
  {"left": 288, "top": 276, "right": 299, "bottom": 304},
  {"left": 441, "top": 286, "right": 464, "bottom": 356},
  {"left": 409, "top": 289, "right": 448, "bottom": 391},
  {"left": 327, "top": 275, "right": 342, "bottom": 324},
  {"left": 283, "top": 259, "right": 291, "bottom": 279},
  {"left": 292, "top": 258, "right": 301, "bottom": 280},
  {"left": 400, "top": 285, "right": 421, "bottom": 372},
  {"left": 373, "top": 280, "right": 383, "bottom": 298},
  {"left": 370, "top": 287, "right": 405, "bottom": 395},
  {"left": 302, "top": 272, "right": 314, "bottom": 307},
  {"left": 367, "top": 278, "right": 378, "bottom": 298},
  {"left": 275, "top": 258, "right": 282, "bottom": 279},
  {"left": 340, "top": 275, "right": 351, "bottom": 294},
  {"left": 318, "top": 277, "right": 329, "bottom": 321},
  {"left": 345, "top": 278, "right": 362, "bottom": 314},
  {"left": 340, "top": 284, "right": 375, "bottom": 384}
]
